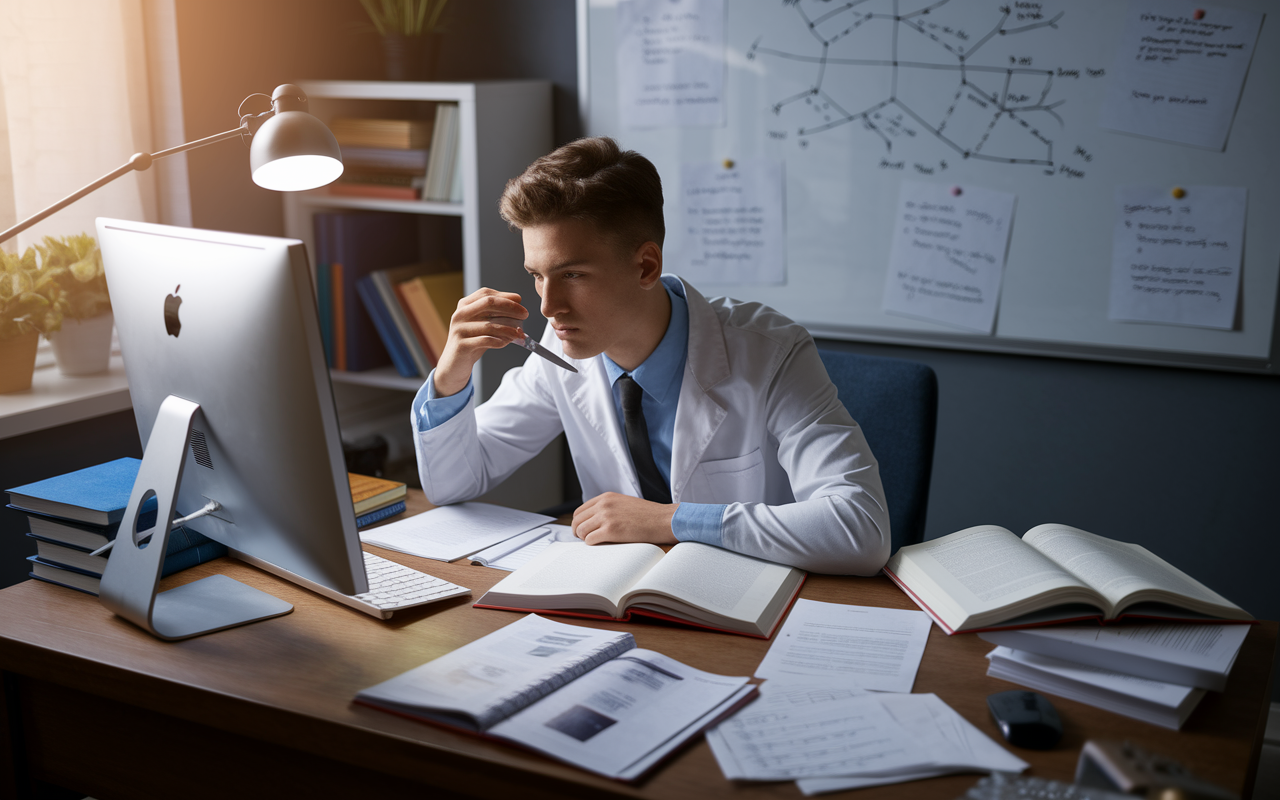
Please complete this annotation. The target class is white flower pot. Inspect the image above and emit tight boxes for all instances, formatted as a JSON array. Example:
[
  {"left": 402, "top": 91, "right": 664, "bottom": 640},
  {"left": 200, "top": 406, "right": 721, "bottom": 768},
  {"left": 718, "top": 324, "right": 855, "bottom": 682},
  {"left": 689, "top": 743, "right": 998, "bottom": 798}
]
[{"left": 49, "top": 311, "right": 114, "bottom": 376}]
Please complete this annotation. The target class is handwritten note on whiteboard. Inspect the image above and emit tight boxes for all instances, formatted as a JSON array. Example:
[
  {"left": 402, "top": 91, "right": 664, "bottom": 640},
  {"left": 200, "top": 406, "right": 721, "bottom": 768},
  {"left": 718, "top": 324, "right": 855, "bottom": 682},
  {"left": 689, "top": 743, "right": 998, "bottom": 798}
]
[
  {"left": 675, "top": 158, "right": 785, "bottom": 285},
  {"left": 1109, "top": 186, "right": 1246, "bottom": 330},
  {"left": 881, "top": 182, "right": 1016, "bottom": 334},
  {"left": 1099, "top": 0, "right": 1263, "bottom": 151},
  {"left": 616, "top": 0, "right": 725, "bottom": 129}
]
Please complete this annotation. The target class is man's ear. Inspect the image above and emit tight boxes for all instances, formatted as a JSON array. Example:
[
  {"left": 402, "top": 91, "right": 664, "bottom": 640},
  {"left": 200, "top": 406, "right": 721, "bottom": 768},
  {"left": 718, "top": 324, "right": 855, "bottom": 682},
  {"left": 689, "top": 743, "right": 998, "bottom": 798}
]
[{"left": 634, "top": 241, "right": 663, "bottom": 288}]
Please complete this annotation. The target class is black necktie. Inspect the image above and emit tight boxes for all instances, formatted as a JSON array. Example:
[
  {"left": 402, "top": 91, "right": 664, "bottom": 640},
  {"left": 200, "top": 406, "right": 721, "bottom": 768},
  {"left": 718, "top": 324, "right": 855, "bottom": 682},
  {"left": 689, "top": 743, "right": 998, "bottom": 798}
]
[{"left": 617, "top": 373, "right": 672, "bottom": 504}]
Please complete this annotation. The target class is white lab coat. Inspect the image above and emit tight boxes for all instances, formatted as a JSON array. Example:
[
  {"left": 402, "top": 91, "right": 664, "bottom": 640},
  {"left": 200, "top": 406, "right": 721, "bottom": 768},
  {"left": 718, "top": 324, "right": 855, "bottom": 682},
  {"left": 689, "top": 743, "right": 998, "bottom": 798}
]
[{"left": 414, "top": 276, "right": 890, "bottom": 575}]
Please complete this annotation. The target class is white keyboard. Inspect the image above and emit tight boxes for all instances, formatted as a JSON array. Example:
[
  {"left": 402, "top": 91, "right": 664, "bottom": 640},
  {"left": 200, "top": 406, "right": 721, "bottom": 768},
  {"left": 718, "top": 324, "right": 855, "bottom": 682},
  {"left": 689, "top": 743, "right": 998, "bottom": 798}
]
[
  {"left": 231, "top": 548, "right": 471, "bottom": 620},
  {"left": 345, "top": 551, "right": 471, "bottom": 618}
]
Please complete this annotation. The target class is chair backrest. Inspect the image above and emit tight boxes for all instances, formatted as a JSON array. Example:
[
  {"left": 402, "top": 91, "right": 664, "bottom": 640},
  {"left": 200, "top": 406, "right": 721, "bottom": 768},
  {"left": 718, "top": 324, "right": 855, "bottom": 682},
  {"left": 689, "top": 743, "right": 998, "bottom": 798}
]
[{"left": 817, "top": 349, "right": 938, "bottom": 553}]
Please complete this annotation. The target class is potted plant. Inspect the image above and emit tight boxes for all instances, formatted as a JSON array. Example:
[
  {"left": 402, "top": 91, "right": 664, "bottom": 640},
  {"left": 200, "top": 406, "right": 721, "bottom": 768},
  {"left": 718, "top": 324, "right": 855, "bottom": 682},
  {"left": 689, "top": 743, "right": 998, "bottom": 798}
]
[
  {"left": 41, "top": 233, "right": 114, "bottom": 376},
  {"left": 360, "top": 0, "right": 451, "bottom": 81},
  {"left": 0, "top": 246, "right": 65, "bottom": 393}
]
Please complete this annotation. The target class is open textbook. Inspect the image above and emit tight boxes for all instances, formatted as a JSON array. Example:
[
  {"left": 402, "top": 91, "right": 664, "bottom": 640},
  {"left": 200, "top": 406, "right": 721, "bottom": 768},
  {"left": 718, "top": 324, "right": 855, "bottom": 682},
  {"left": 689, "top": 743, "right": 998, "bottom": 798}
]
[
  {"left": 884, "top": 524, "right": 1252, "bottom": 635},
  {"left": 354, "top": 614, "right": 754, "bottom": 780},
  {"left": 475, "top": 541, "right": 805, "bottom": 638}
]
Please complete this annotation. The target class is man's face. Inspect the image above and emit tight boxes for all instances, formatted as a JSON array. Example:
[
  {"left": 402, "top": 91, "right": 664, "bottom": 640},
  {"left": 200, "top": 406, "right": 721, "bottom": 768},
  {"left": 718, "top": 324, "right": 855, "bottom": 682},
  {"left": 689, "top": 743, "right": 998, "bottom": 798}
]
[{"left": 523, "top": 218, "right": 649, "bottom": 362}]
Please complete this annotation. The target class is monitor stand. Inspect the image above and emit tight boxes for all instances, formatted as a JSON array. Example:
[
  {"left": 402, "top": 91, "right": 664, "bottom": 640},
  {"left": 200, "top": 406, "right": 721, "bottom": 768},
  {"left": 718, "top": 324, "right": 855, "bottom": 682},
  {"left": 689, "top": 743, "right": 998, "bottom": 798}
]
[{"left": 98, "top": 395, "right": 293, "bottom": 640}]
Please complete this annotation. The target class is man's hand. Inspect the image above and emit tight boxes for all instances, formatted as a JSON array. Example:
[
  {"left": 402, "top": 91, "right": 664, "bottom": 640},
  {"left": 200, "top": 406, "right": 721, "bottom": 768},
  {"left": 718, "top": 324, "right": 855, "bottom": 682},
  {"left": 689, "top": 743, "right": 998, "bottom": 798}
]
[
  {"left": 434, "top": 288, "right": 528, "bottom": 397},
  {"left": 571, "top": 492, "right": 678, "bottom": 545}
]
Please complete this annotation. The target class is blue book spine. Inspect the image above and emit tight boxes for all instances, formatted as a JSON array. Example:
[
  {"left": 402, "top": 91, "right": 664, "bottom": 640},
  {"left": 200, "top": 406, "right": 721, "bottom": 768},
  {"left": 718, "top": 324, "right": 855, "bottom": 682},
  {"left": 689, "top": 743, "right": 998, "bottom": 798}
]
[
  {"left": 357, "top": 275, "right": 418, "bottom": 377},
  {"left": 314, "top": 213, "right": 335, "bottom": 367},
  {"left": 356, "top": 500, "right": 406, "bottom": 528}
]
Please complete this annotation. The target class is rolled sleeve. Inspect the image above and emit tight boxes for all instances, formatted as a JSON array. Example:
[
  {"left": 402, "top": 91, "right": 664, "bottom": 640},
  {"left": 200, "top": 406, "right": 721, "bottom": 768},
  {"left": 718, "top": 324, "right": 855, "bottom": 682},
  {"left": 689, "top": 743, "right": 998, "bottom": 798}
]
[
  {"left": 672, "top": 502, "right": 727, "bottom": 547},
  {"left": 414, "top": 371, "right": 475, "bottom": 432}
]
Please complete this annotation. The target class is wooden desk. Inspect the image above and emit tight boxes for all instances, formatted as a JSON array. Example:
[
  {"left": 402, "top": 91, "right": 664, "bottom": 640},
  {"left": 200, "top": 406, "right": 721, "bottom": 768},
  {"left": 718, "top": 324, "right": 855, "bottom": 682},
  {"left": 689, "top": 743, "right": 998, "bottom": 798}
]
[{"left": 0, "top": 493, "right": 1274, "bottom": 800}]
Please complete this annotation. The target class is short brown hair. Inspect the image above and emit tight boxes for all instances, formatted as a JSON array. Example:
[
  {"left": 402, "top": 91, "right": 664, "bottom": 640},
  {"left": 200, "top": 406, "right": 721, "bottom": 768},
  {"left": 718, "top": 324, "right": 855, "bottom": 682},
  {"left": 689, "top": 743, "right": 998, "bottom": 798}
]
[{"left": 499, "top": 137, "right": 665, "bottom": 250}]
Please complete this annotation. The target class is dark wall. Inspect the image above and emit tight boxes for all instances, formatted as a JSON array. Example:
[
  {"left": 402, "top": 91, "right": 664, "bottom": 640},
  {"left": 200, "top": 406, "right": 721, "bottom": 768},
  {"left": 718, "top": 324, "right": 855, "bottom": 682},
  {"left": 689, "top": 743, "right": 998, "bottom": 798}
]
[{"left": 173, "top": 0, "right": 579, "bottom": 236}]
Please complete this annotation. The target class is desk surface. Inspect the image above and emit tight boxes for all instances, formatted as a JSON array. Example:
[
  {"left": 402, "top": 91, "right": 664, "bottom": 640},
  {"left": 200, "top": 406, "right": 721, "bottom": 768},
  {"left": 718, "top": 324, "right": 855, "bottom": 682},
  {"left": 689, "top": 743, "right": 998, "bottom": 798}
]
[{"left": 0, "top": 493, "right": 1274, "bottom": 800}]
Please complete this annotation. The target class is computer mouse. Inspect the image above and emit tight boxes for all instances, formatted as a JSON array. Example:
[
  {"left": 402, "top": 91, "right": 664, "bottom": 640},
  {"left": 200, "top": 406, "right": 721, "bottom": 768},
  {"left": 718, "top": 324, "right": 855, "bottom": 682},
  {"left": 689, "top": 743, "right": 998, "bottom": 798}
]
[{"left": 987, "top": 690, "right": 1063, "bottom": 749}]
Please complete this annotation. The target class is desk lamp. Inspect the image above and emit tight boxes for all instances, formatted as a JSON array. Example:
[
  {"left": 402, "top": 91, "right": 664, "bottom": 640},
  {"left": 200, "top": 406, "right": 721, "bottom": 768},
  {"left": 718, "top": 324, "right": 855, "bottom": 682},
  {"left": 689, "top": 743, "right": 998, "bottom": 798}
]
[{"left": 0, "top": 84, "right": 343, "bottom": 245}]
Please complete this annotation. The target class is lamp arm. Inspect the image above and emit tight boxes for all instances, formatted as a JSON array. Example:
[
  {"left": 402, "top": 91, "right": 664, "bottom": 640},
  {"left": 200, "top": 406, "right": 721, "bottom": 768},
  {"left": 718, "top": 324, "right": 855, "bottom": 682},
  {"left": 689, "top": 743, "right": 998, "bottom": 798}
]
[{"left": 0, "top": 123, "right": 249, "bottom": 246}]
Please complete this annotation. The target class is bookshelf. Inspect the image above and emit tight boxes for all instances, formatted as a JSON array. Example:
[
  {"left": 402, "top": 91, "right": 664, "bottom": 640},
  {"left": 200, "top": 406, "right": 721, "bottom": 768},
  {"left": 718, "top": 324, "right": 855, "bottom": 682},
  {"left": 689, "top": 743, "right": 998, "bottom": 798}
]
[{"left": 281, "top": 80, "right": 561, "bottom": 511}]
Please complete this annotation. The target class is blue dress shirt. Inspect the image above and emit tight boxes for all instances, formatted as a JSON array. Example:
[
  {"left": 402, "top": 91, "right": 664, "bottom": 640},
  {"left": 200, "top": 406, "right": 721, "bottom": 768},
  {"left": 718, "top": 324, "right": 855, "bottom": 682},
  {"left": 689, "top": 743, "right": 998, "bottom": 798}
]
[{"left": 413, "top": 281, "right": 726, "bottom": 545}]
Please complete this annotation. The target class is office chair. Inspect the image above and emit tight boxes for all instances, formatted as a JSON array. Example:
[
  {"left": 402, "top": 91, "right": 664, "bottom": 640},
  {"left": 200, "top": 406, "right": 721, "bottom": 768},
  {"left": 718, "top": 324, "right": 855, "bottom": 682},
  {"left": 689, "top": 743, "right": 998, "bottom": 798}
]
[{"left": 817, "top": 349, "right": 938, "bottom": 553}]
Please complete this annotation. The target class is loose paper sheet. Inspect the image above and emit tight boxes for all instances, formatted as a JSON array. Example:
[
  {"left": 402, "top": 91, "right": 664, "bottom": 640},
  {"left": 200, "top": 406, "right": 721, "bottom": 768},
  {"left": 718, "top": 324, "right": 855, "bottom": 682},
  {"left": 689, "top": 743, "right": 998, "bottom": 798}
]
[
  {"left": 470, "top": 524, "right": 581, "bottom": 571},
  {"left": 617, "top": 0, "right": 726, "bottom": 128},
  {"left": 705, "top": 682, "right": 923, "bottom": 780},
  {"left": 675, "top": 158, "right": 786, "bottom": 285},
  {"left": 754, "top": 600, "right": 931, "bottom": 693},
  {"left": 359, "top": 502, "right": 554, "bottom": 562},
  {"left": 882, "top": 181, "right": 1016, "bottom": 334},
  {"left": 1099, "top": 0, "right": 1263, "bottom": 151},
  {"left": 795, "top": 693, "right": 1028, "bottom": 795},
  {"left": 1109, "top": 185, "right": 1245, "bottom": 329}
]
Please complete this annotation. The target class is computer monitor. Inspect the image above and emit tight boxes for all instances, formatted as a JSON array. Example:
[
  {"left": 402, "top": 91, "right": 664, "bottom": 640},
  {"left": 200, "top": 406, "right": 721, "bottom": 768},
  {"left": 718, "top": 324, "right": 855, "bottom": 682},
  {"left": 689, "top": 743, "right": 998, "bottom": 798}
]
[{"left": 96, "top": 218, "right": 368, "bottom": 639}]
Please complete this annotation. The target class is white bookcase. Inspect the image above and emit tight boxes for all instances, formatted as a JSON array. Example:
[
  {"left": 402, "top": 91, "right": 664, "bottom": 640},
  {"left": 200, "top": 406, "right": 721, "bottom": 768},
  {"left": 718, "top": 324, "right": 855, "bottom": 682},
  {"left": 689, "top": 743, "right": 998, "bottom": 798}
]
[{"left": 282, "top": 80, "right": 561, "bottom": 511}]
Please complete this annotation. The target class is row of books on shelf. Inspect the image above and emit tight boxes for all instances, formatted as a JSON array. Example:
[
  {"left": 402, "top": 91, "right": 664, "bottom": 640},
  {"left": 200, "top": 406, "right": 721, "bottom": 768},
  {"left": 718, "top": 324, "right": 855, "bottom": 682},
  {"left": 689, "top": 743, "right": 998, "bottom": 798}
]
[
  {"left": 5, "top": 459, "right": 409, "bottom": 598},
  {"left": 326, "top": 105, "right": 461, "bottom": 202},
  {"left": 314, "top": 211, "right": 463, "bottom": 378}
]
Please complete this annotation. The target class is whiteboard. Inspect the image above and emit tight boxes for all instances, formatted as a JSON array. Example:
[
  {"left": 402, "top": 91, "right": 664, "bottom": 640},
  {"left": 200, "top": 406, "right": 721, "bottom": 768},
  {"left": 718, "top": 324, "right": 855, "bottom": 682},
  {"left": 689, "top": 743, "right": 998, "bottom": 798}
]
[{"left": 579, "top": 0, "right": 1280, "bottom": 373}]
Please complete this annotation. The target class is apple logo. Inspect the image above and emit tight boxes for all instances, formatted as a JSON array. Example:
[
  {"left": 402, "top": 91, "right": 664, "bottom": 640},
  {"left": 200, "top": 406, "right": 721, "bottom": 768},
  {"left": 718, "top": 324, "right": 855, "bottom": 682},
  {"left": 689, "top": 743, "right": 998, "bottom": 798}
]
[{"left": 164, "top": 285, "right": 182, "bottom": 338}]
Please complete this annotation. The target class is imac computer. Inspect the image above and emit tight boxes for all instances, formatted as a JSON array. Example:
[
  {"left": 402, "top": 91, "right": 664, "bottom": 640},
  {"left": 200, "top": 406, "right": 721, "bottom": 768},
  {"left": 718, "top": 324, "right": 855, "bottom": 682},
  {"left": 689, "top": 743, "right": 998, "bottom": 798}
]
[{"left": 96, "top": 218, "right": 369, "bottom": 639}]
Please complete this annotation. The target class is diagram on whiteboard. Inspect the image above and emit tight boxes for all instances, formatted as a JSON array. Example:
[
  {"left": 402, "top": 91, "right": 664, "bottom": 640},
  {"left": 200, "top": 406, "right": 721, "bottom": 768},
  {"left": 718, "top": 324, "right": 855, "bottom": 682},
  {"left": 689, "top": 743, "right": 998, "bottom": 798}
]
[{"left": 750, "top": 0, "right": 1095, "bottom": 175}]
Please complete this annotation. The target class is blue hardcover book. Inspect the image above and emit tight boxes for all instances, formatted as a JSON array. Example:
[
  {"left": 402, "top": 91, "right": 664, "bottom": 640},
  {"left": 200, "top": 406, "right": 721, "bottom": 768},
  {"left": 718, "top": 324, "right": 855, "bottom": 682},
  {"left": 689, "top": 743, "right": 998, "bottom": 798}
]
[
  {"left": 27, "top": 529, "right": 228, "bottom": 597},
  {"left": 11, "top": 505, "right": 157, "bottom": 551},
  {"left": 27, "top": 524, "right": 227, "bottom": 575},
  {"left": 356, "top": 499, "right": 407, "bottom": 528},
  {"left": 329, "top": 212, "right": 421, "bottom": 372},
  {"left": 6, "top": 458, "right": 157, "bottom": 526},
  {"left": 357, "top": 274, "right": 419, "bottom": 377}
]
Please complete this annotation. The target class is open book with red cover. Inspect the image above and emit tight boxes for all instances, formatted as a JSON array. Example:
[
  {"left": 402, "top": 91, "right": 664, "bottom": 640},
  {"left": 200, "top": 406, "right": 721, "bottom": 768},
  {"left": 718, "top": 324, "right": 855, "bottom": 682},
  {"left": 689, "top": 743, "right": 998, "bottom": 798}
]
[
  {"left": 884, "top": 523, "right": 1253, "bottom": 635},
  {"left": 474, "top": 541, "right": 806, "bottom": 639}
]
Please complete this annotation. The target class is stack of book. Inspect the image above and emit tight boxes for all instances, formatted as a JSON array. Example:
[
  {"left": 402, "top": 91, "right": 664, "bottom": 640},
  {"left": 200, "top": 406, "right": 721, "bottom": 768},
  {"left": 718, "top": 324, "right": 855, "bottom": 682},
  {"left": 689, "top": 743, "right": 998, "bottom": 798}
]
[
  {"left": 981, "top": 623, "right": 1251, "bottom": 730},
  {"left": 328, "top": 117, "right": 433, "bottom": 200},
  {"left": 881, "top": 522, "right": 1254, "bottom": 730},
  {"left": 349, "top": 473, "right": 407, "bottom": 528},
  {"left": 313, "top": 210, "right": 464, "bottom": 376},
  {"left": 5, "top": 457, "right": 227, "bottom": 596},
  {"left": 325, "top": 105, "right": 460, "bottom": 203}
]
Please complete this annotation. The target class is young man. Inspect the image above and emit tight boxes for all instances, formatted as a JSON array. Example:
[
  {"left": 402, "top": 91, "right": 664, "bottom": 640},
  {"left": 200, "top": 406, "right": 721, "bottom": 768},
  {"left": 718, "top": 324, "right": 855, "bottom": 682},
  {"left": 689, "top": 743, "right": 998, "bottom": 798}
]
[{"left": 413, "top": 137, "right": 889, "bottom": 575}]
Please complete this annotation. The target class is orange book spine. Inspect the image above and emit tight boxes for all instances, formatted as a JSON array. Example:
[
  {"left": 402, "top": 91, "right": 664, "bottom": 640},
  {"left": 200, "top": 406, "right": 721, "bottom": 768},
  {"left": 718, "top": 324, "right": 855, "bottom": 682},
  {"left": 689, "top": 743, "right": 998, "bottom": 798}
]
[
  {"left": 332, "top": 262, "right": 346, "bottom": 370},
  {"left": 397, "top": 279, "right": 449, "bottom": 362},
  {"left": 393, "top": 280, "right": 438, "bottom": 363}
]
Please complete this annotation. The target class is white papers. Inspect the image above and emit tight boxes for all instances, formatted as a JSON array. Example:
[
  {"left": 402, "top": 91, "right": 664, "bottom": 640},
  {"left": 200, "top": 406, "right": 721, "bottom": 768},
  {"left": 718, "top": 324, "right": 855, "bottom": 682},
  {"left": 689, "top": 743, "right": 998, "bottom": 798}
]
[
  {"left": 1099, "top": 0, "right": 1263, "bottom": 151},
  {"left": 359, "top": 502, "right": 554, "bottom": 562},
  {"left": 1109, "top": 185, "right": 1245, "bottom": 329},
  {"left": 882, "top": 181, "right": 1016, "bottom": 334},
  {"left": 356, "top": 614, "right": 635, "bottom": 731},
  {"left": 706, "top": 683, "right": 921, "bottom": 780},
  {"left": 490, "top": 648, "right": 751, "bottom": 780},
  {"left": 469, "top": 524, "right": 581, "bottom": 571},
  {"left": 676, "top": 158, "right": 786, "bottom": 286},
  {"left": 797, "top": 693, "right": 1029, "bottom": 795},
  {"left": 706, "top": 681, "right": 1027, "bottom": 788},
  {"left": 616, "top": 0, "right": 725, "bottom": 128},
  {"left": 754, "top": 600, "right": 931, "bottom": 693}
]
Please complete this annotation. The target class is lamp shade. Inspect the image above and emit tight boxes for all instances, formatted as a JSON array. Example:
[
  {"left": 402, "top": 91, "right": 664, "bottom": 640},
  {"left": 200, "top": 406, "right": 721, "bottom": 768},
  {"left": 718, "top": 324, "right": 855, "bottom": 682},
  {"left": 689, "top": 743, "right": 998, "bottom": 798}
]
[{"left": 250, "top": 110, "right": 344, "bottom": 191}]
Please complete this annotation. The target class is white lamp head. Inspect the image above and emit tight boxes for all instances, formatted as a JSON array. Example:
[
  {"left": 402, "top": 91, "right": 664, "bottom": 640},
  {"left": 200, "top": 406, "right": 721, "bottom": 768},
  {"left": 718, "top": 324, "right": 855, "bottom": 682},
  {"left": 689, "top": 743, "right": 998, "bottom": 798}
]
[{"left": 248, "top": 85, "right": 344, "bottom": 192}]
